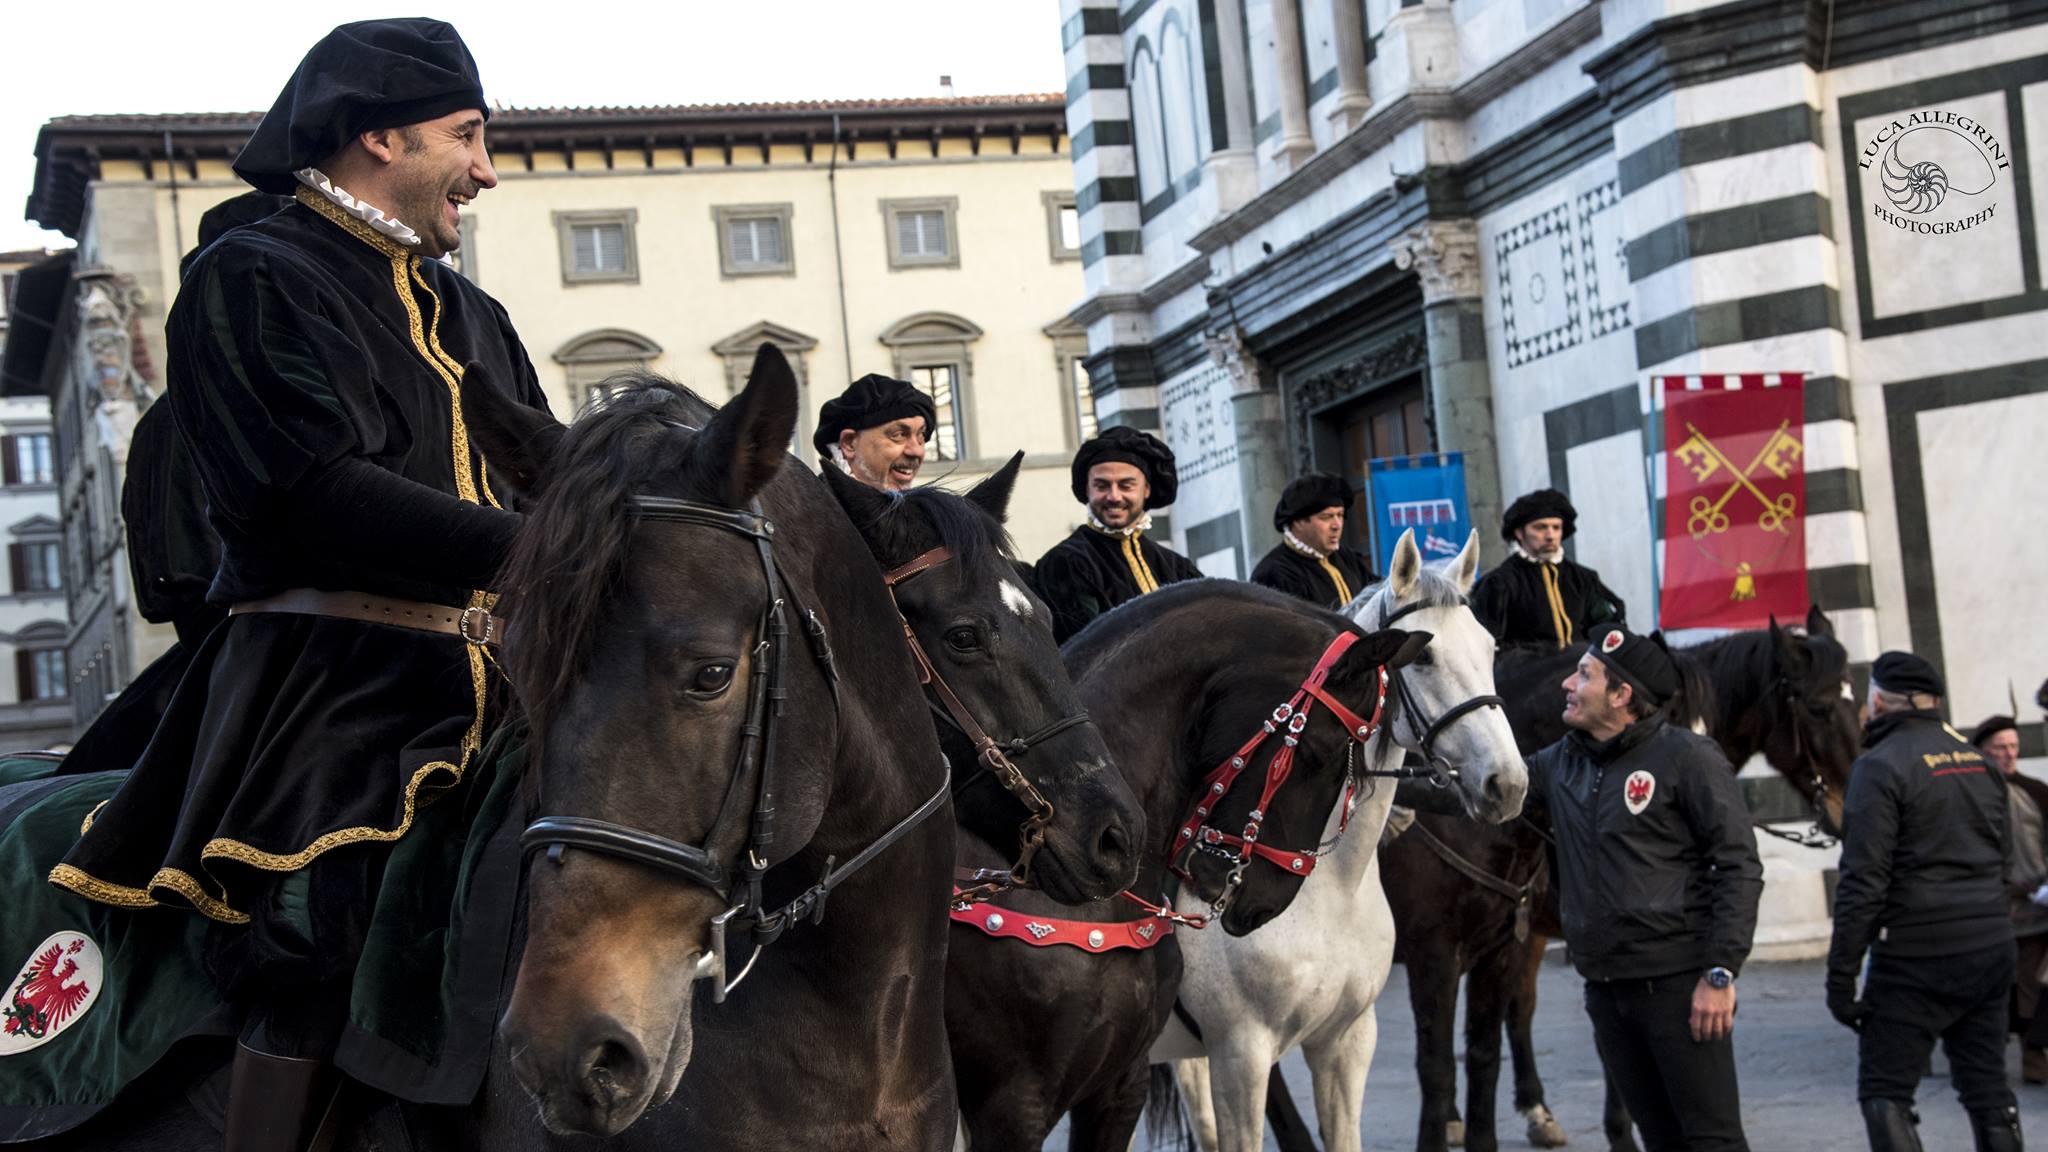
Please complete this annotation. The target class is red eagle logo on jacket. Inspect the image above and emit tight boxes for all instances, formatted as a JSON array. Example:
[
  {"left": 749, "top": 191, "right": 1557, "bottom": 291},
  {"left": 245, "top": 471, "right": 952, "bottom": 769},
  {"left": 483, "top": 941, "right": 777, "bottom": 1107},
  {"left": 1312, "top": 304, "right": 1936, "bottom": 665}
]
[
  {"left": 1623, "top": 769, "right": 1657, "bottom": 815},
  {"left": 3, "top": 940, "right": 93, "bottom": 1041}
]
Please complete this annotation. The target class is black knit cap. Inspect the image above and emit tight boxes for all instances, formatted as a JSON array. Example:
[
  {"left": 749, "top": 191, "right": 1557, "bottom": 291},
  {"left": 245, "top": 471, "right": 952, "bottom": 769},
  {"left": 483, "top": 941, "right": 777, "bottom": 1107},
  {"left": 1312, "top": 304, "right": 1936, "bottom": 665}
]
[
  {"left": 1870, "top": 651, "right": 1944, "bottom": 698},
  {"left": 810, "top": 374, "right": 936, "bottom": 457},
  {"left": 1971, "top": 715, "right": 2018, "bottom": 748},
  {"left": 1273, "top": 472, "right": 1354, "bottom": 531},
  {"left": 1588, "top": 624, "right": 1679, "bottom": 708},
  {"left": 1071, "top": 426, "right": 1178, "bottom": 509},
  {"left": 1501, "top": 487, "right": 1577, "bottom": 543},
  {"left": 234, "top": 19, "right": 490, "bottom": 194}
]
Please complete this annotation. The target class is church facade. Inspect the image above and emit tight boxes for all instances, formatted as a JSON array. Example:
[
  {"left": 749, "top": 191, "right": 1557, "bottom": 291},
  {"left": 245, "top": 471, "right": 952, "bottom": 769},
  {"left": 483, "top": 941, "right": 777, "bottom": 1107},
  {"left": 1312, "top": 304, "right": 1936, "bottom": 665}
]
[{"left": 1059, "top": 0, "right": 2048, "bottom": 752}]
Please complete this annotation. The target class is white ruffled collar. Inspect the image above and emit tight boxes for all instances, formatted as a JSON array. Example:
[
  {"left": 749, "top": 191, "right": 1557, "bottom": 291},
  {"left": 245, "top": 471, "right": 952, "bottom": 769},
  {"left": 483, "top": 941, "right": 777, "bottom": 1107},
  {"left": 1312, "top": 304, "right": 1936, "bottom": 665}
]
[
  {"left": 1282, "top": 528, "right": 1329, "bottom": 559},
  {"left": 1086, "top": 510, "right": 1152, "bottom": 539},
  {"left": 295, "top": 168, "right": 422, "bottom": 248},
  {"left": 1511, "top": 542, "right": 1562, "bottom": 565}
]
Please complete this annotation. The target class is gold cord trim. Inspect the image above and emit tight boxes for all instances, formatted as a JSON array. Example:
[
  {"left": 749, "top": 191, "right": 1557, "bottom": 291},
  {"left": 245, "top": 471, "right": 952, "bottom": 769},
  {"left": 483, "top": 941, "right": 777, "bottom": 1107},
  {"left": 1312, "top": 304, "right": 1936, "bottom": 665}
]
[
  {"left": 79, "top": 799, "right": 109, "bottom": 836},
  {"left": 1540, "top": 563, "right": 1572, "bottom": 648},
  {"left": 48, "top": 864, "right": 155, "bottom": 909},
  {"left": 1317, "top": 557, "right": 1353, "bottom": 607},
  {"left": 294, "top": 187, "right": 413, "bottom": 259},
  {"left": 408, "top": 263, "right": 501, "bottom": 509},
  {"left": 1119, "top": 534, "right": 1160, "bottom": 595}
]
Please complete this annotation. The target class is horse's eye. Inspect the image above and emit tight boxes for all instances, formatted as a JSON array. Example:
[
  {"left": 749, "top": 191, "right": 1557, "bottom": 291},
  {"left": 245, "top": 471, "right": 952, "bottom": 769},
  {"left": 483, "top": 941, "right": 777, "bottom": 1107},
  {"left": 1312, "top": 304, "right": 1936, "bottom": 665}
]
[
  {"left": 692, "top": 662, "right": 736, "bottom": 694},
  {"left": 1410, "top": 649, "right": 1434, "bottom": 666},
  {"left": 945, "top": 627, "right": 981, "bottom": 652}
]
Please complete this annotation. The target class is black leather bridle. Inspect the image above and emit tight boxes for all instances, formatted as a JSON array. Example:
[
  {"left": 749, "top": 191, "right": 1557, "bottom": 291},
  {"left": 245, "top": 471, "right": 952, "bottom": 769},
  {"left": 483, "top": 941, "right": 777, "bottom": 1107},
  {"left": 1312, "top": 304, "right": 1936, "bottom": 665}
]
[
  {"left": 519, "top": 494, "right": 951, "bottom": 1002},
  {"left": 1371, "top": 595, "right": 1506, "bottom": 785}
]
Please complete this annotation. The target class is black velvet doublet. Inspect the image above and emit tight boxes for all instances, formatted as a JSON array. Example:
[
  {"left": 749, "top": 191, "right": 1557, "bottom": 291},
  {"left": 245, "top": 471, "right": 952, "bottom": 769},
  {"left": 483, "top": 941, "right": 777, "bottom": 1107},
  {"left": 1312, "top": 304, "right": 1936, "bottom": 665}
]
[
  {"left": 1469, "top": 552, "right": 1626, "bottom": 650},
  {"left": 1033, "top": 525, "right": 1202, "bottom": 644},
  {"left": 1250, "top": 543, "right": 1378, "bottom": 611},
  {"left": 52, "top": 192, "right": 549, "bottom": 945}
]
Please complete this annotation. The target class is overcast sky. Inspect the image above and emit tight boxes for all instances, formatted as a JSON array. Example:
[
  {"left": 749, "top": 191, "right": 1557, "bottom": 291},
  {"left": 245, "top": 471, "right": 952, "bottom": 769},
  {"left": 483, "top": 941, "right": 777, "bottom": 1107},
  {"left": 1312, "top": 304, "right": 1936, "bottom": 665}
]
[{"left": 2, "top": 1, "right": 1068, "bottom": 252}]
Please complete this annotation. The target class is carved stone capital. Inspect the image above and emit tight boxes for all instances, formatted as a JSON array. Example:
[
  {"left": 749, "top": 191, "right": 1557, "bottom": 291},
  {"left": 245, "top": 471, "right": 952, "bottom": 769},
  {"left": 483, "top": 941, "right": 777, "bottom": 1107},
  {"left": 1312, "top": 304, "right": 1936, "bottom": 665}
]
[
  {"left": 1204, "top": 326, "right": 1266, "bottom": 394},
  {"left": 1390, "top": 219, "right": 1482, "bottom": 303}
]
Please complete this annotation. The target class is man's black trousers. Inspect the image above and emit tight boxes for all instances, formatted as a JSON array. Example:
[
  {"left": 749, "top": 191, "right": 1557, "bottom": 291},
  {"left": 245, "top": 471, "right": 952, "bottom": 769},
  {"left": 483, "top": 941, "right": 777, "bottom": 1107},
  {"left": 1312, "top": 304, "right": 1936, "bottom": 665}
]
[
  {"left": 1584, "top": 970, "right": 1749, "bottom": 1152},
  {"left": 1859, "top": 938, "right": 2018, "bottom": 1111}
]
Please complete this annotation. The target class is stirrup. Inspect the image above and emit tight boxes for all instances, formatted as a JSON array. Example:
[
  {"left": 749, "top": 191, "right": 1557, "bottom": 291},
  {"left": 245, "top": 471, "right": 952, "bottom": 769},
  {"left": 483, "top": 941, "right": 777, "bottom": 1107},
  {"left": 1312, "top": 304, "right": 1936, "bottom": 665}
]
[{"left": 225, "top": 1042, "right": 341, "bottom": 1152}]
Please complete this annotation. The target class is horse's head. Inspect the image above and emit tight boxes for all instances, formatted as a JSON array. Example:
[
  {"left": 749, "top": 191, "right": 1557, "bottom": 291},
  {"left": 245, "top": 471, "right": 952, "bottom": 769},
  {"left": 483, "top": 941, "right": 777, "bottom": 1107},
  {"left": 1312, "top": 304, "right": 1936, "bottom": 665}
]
[
  {"left": 1763, "top": 605, "right": 1858, "bottom": 834},
  {"left": 1353, "top": 529, "right": 1527, "bottom": 825},
  {"left": 821, "top": 455, "right": 1141, "bottom": 902},
  {"left": 477, "top": 347, "right": 845, "bottom": 1136}
]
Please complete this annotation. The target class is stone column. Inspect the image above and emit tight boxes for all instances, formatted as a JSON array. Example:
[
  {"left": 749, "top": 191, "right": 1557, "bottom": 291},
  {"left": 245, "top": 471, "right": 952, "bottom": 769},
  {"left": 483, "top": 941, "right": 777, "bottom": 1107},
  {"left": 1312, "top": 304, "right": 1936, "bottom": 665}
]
[
  {"left": 1327, "top": 0, "right": 1372, "bottom": 135},
  {"left": 1390, "top": 220, "right": 1504, "bottom": 564},
  {"left": 1269, "top": 0, "right": 1316, "bottom": 173},
  {"left": 1209, "top": 327, "right": 1289, "bottom": 564}
]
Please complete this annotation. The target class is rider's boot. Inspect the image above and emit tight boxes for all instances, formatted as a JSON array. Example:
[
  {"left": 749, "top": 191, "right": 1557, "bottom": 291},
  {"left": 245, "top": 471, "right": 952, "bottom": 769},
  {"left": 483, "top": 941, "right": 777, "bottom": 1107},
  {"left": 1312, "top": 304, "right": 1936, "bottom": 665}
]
[
  {"left": 1969, "top": 1105, "right": 2024, "bottom": 1152},
  {"left": 1861, "top": 1097, "right": 1924, "bottom": 1152},
  {"left": 225, "top": 1041, "right": 340, "bottom": 1152}
]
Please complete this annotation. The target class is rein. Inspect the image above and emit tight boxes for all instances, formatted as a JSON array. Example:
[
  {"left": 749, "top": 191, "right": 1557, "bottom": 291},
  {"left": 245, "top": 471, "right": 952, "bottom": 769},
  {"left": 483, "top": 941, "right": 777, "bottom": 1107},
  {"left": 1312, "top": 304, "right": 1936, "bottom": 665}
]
[
  {"left": 1406, "top": 818, "right": 1538, "bottom": 943},
  {"left": 519, "top": 495, "right": 952, "bottom": 1003},
  {"left": 1750, "top": 672, "right": 1841, "bottom": 850},
  {"left": 882, "top": 546, "right": 1086, "bottom": 904}
]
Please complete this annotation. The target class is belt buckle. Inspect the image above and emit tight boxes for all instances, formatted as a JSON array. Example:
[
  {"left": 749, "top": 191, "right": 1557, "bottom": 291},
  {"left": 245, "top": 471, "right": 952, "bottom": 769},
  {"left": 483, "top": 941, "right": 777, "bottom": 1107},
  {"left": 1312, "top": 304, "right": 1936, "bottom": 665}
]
[{"left": 458, "top": 606, "right": 495, "bottom": 645}]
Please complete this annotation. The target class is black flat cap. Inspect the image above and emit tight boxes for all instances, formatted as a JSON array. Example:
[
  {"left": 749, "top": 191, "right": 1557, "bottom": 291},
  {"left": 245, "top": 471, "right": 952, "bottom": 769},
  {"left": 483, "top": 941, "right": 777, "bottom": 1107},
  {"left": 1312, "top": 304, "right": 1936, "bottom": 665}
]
[
  {"left": 1501, "top": 488, "right": 1577, "bottom": 543},
  {"left": 1871, "top": 651, "right": 1944, "bottom": 698},
  {"left": 1589, "top": 624, "right": 1679, "bottom": 708},
  {"left": 1970, "top": 715, "right": 2017, "bottom": 748},
  {"left": 1071, "top": 426, "right": 1177, "bottom": 509},
  {"left": 811, "top": 374, "right": 935, "bottom": 457},
  {"left": 235, "top": 19, "right": 489, "bottom": 194},
  {"left": 1274, "top": 472, "right": 1354, "bottom": 532}
]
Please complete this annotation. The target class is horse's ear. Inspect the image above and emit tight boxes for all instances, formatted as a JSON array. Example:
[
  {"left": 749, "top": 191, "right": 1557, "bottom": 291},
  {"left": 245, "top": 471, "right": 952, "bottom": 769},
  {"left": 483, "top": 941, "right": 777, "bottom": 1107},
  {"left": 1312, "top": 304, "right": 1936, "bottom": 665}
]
[
  {"left": 1768, "top": 615, "right": 1809, "bottom": 673},
  {"left": 690, "top": 344, "right": 797, "bottom": 506},
  {"left": 461, "top": 361, "right": 565, "bottom": 499},
  {"left": 1333, "top": 627, "right": 1434, "bottom": 681},
  {"left": 1387, "top": 529, "right": 1422, "bottom": 601},
  {"left": 818, "top": 453, "right": 897, "bottom": 536},
  {"left": 1806, "top": 603, "right": 1833, "bottom": 637},
  {"left": 1447, "top": 529, "right": 1481, "bottom": 594},
  {"left": 965, "top": 451, "right": 1025, "bottom": 523}
]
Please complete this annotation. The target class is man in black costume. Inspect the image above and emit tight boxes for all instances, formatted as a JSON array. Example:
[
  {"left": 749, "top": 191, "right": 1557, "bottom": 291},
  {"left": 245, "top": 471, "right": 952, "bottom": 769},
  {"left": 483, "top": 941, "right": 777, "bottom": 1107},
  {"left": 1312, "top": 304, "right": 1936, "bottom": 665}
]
[
  {"left": 1470, "top": 487, "right": 1625, "bottom": 649},
  {"left": 1250, "top": 472, "right": 1377, "bottom": 610},
  {"left": 812, "top": 372, "right": 935, "bottom": 491},
  {"left": 48, "top": 20, "right": 550, "bottom": 1151},
  {"left": 1033, "top": 426, "right": 1201, "bottom": 643},
  {"left": 1827, "top": 653, "right": 2022, "bottom": 1152}
]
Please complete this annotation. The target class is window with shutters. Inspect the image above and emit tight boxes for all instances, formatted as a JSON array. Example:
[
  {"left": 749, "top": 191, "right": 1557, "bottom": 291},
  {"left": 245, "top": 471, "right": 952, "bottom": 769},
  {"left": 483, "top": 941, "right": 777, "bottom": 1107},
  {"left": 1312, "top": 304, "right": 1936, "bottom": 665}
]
[
  {"left": 8, "top": 540, "right": 60, "bottom": 593},
  {"left": 1, "top": 432, "right": 53, "bottom": 486},
  {"left": 906, "top": 365, "right": 962, "bottom": 462},
  {"left": 554, "top": 329, "right": 663, "bottom": 414},
  {"left": 16, "top": 647, "right": 65, "bottom": 701},
  {"left": 553, "top": 209, "right": 639, "bottom": 285},
  {"left": 713, "top": 204, "right": 795, "bottom": 277},
  {"left": 881, "top": 197, "right": 960, "bottom": 270}
]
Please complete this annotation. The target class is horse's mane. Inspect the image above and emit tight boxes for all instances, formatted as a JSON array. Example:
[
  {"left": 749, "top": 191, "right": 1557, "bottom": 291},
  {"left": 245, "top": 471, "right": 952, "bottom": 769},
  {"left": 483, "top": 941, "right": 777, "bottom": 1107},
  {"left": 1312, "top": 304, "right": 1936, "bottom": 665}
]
[
  {"left": 1348, "top": 559, "right": 1469, "bottom": 624},
  {"left": 497, "top": 377, "right": 715, "bottom": 733},
  {"left": 847, "top": 482, "right": 1015, "bottom": 577}
]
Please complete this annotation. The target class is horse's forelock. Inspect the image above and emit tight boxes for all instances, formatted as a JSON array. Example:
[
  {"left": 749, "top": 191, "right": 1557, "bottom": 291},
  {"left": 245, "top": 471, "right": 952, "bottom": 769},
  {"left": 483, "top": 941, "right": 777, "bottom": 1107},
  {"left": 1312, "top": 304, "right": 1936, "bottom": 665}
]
[{"left": 884, "top": 485, "right": 1014, "bottom": 577}]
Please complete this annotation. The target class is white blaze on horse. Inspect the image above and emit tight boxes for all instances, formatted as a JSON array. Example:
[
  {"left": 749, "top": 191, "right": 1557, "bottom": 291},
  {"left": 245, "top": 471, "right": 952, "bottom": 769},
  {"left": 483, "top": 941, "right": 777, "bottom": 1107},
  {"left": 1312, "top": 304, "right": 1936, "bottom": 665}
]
[{"left": 1164, "top": 528, "right": 1526, "bottom": 1152}]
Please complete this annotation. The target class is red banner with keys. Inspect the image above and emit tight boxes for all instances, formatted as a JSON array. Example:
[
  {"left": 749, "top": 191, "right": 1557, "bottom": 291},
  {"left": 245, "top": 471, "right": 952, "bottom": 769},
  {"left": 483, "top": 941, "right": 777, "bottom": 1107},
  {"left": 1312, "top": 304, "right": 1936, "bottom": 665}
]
[{"left": 1658, "top": 374, "right": 1808, "bottom": 629}]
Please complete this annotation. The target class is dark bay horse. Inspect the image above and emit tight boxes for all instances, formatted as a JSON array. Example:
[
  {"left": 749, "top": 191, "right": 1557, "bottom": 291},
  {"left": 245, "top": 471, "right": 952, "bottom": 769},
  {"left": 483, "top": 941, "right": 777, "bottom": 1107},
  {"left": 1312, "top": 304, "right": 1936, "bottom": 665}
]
[
  {"left": 942, "top": 579, "right": 1438, "bottom": 1152},
  {"left": 1368, "top": 605, "right": 1859, "bottom": 1152},
  {"left": 817, "top": 454, "right": 1142, "bottom": 905}
]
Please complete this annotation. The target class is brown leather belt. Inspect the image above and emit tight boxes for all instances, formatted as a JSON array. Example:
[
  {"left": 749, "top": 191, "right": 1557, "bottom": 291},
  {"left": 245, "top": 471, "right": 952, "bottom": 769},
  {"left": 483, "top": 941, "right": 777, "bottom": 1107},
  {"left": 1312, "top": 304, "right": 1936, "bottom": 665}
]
[{"left": 229, "top": 588, "right": 505, "bottom": 645}]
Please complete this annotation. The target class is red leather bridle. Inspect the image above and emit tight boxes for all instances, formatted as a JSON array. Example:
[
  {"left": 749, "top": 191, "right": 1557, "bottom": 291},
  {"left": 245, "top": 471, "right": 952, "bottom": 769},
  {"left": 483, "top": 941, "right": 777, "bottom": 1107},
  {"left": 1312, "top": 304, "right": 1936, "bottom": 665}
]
[{"left": 1169, "top": 630, "right": 1387, "bottom": 913}]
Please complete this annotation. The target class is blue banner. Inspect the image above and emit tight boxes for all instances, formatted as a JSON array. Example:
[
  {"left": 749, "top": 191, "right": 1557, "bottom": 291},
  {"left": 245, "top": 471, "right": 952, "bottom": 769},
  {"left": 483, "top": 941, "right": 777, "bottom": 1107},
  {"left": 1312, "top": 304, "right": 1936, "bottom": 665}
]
[{"left": 1367, "top": 453, "right": 1472, "bottom": 574}]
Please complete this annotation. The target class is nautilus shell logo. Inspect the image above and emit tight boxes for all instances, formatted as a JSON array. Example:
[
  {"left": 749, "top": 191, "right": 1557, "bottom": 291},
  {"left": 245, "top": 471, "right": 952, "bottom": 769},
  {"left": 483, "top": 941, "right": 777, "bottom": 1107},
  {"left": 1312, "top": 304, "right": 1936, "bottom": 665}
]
[{"left": 1860, "top": 110, "right": 2008, "bottom": 236}]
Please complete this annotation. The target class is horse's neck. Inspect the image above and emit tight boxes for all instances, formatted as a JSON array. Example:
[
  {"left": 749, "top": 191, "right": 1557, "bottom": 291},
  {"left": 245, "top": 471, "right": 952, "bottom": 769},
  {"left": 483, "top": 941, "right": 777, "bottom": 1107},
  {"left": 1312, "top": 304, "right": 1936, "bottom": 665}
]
[
  {"left": 1686, "top": 635, "right": 1764, "bottom": 762},
  {"left": 1312, "top": 736, "right": 1403, "bottom": 892}
]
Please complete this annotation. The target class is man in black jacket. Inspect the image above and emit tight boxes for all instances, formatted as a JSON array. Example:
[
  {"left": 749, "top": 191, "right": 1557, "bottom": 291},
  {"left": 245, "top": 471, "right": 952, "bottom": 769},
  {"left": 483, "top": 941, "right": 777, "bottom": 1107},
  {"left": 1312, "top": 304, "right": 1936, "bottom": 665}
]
[
  {"left": 1470, "top": 488, "right": 1625, "bottom": 650},
  {"left": 1530, "top": 624, "right": 1762, "bottom": 1152},
  {"left": 1827, "top": 653, "right": 2021, "bottom": 1152},
  {"left": 1250, "top": 472, "right": 1378, "bottom": 610}
]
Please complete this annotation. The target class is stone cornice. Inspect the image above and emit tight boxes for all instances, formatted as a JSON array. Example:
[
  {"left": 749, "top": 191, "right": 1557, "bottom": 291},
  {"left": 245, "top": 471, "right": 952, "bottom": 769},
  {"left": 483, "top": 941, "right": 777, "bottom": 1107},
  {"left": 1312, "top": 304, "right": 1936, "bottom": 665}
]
[{"left": 1063, "top": 252, "right": 1213, "bottom": 326}]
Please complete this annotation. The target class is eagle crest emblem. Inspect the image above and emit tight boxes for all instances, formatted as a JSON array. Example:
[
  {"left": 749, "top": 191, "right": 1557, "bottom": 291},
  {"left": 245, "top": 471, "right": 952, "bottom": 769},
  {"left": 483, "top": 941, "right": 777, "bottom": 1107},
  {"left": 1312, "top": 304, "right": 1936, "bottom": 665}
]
[
  {"left": 1601, "top": 630, "right": 1626, "bottom": 654},
  {"left": 0, "top": 932, "right": 102, "bottom": 1055},
  {"left": 1624, "top": 770, "right": 1656, "bottom": 816}
]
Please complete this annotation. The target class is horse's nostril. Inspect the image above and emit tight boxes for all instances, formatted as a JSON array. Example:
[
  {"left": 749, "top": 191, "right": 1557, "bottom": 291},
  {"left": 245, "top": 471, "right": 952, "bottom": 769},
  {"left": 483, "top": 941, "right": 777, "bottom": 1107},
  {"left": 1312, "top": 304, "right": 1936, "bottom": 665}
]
[
  {"left": 1097, "top": 816, "right": 1132, "bottom": 867},
  {"left": 576, "top": 1023, "right": 650, "bottom": 1118},
  {"left": 1483, "top": 773, "right": 1509, "bottom": 806}
]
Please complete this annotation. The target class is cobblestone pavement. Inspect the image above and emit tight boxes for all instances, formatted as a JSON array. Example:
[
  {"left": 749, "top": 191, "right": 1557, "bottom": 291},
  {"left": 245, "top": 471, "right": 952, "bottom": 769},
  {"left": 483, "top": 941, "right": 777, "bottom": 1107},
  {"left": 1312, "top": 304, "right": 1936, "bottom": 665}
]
[{"left": 1087, "top": 956, "right": 2048, "bottom": 1151}]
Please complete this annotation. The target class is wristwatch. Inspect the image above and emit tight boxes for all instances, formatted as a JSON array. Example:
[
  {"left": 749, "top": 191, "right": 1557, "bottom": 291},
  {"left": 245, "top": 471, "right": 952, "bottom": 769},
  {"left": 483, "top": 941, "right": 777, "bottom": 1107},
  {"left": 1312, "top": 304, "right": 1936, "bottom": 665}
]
[{"left": 1705, "top": 966, "right": 1735, "bottom": 989}]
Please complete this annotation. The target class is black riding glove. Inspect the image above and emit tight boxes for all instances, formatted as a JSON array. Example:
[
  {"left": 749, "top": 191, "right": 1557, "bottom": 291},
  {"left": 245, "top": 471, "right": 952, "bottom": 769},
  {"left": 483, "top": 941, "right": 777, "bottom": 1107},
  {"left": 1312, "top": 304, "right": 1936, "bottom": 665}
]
[{"left": 1826, "top": 980, "right": 1868, "bottom": 1031}]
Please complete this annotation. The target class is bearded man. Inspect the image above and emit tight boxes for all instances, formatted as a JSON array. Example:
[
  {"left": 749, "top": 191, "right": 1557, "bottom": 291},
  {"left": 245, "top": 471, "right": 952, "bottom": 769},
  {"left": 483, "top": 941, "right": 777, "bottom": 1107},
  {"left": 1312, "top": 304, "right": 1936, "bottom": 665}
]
[
  {"left": 1033, "top": 426, "right": 1200, "bottom": 643},
  {"left": 812, "top": 373, "right": 934, "bottom": 491},
  {"left": 48, "top": 20, "right": 551, "bottom": 1150},
  {"left": 1471, "top": 487, "right": 1625, "bottom": 649},
  {"left": 1250, "top": 472, "right": 1378, "bottom": 610}
]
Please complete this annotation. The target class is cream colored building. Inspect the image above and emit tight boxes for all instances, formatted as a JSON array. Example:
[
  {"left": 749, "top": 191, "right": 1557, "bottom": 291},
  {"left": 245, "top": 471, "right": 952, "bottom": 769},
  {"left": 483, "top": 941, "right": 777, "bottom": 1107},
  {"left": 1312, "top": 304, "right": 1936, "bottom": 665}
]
[{"left": 17, "top": 95, "right": 1097, "bottom": 729}]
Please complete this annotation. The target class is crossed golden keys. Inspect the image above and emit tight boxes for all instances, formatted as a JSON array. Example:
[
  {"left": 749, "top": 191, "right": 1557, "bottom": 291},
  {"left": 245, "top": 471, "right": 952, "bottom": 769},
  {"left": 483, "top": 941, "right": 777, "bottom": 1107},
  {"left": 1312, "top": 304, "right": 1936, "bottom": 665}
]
[{"left": 1673, "top": 420, "right": 1803, "bottom": 601}]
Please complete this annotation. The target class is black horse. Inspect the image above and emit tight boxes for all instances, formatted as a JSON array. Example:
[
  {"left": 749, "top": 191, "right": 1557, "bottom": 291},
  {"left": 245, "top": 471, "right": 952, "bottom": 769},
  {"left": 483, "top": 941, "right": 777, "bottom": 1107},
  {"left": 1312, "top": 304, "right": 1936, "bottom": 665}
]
[
  {"left": 1364, "top": 605, "right": 1859, "bottom": 1152},
  {"left": 818, "top": 454, "right": 1142, "bottom": 907},
  {"left": 941, "top": 579, "right": 1451, "bottom": 1152}
]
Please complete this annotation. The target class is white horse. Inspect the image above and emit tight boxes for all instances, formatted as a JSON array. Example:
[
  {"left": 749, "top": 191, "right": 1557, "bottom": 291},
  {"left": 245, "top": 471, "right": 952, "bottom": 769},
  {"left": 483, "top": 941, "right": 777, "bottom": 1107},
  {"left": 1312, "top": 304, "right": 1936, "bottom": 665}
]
[{"left": 1162, "top": 528, "right": 1527, "bottom": 1152}]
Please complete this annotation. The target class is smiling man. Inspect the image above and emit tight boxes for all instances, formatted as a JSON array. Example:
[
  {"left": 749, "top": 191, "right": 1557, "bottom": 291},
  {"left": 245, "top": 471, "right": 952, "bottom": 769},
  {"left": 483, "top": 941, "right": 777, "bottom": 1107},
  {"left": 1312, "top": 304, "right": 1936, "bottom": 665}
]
[
  {"left": 812, "top": 373, "right": 934, "bottom": 490},
  {"left": 48, "top": 19, "right": 551, "bottom": 1152},
  {"left": 1032, "top": 426, "right": 1200, "bottom": 643}
]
